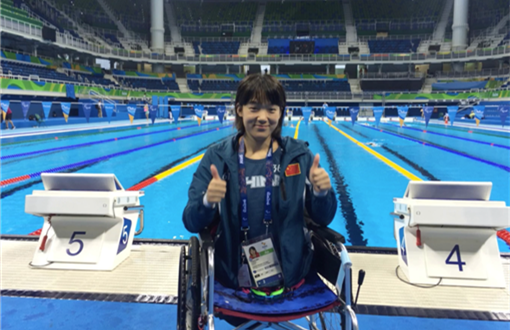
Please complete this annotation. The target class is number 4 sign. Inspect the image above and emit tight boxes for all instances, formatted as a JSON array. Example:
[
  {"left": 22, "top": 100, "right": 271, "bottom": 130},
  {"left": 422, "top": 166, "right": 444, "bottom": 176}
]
[{"left": 445, "top": 245, "right": 466, "bottom": 272}]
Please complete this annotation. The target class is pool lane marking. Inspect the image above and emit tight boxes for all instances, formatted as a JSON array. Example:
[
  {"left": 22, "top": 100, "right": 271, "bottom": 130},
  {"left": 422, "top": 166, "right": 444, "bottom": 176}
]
[
  {"left": 352, "top": 125, "right": 510, "bottom": 247},
  {"left": 383, "top": 123, "right": 510, "bottom": 150},
  {"left": 2, "top": 121, "right": 226, "bottom": 160},
  {"left": 327, "top": 122, "right": 422, "bottom": 181},
  {"left": 294, "top": 119, "right": 301, "bottom": 139},
  {"left": 130, "top": 121, "right": 302, "bottom": 191},
  {"left": 0, "top": 125, "right": 233, "bottom": 187},
  {"left": 127, "top": 154, "right": 205, "bottom": 191},
  {"left": 362, "top": 124, "right": 510, "bottom": 172}
]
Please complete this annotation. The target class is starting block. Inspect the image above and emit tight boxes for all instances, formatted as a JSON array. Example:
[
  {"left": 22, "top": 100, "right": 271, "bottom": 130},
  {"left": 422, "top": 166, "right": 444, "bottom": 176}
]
[
  {"left": 25, "top": 173, "right": 144, "bottom": 271},
  {"left": 393, "top": 181, "right": 510, "bottom": 288}
]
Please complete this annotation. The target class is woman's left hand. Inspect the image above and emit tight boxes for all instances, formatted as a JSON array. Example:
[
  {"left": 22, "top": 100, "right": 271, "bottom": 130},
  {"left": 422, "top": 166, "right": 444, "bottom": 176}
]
[{"left": 309, "top": 154, "right": 332, "bottom": 193}]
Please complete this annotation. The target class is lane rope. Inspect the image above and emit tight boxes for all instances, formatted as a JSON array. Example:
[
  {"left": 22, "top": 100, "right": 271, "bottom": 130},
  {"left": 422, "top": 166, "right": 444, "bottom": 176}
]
[
  {"left": 2, "top": 121, "right": 225, "bottom": 160},
  {"left": 1, "top": 125, "right": 233, "bottom": 187}
]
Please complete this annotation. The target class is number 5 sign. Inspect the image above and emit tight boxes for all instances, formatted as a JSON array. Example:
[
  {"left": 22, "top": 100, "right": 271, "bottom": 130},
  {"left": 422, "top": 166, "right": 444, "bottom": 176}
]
[{"left": 31, "top": 213, "right": 140, "bottom": 271}]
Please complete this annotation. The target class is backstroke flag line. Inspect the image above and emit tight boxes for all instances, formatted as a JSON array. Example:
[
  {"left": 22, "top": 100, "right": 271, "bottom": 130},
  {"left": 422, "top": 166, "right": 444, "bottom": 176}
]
[
  {"left": 447, "top": 106, "right": 459, "bottom": 126},
  {"left": 61, "top": 102, "right": 71, "bottom": 123},
  {"left": 423, "top": 106, "right": 433, "bottom": 127},
  {"left": 473, "top": 105, "right": 485, "bottom": 127},
  {"left": 373, "top": 106, "right": 384, "bottom": 127},
  {"left": 301, "top": 107, "right": 312, "bottom": 125},
  {"left": 397, "top": 106, "right": 408, "bottom": 127},
  {"left": 349, "top": 107, "right": 359, "bottom": 126}
]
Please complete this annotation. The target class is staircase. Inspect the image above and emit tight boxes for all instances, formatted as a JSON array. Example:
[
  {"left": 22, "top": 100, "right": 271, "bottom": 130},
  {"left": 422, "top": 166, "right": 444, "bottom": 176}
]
[
  {"left": 342, "top": 0, "right": 357, "bottom": 44},
  {"left": 432, "top": 0, "right": 454, "bottom": 42},
  {"left": 95, "top": 0, "right": 133, "bottom": 48},
  {"left": 104, "top": 74, "right": 120, "bottom": 86},
  {"left": 176, "top": 78, "right": 191, "bottom": 93},
  {"left": 165, "top": 1, "right": 182, "bottom": 42},
  {"left": 422, "top": 78, "right": 436, "bottom": 93},
  {"left": 43, "top": 0, "right": 111, "bottom": 47},
  {"left": 348, "top": 79, "right": 362, "bottom": 95},
  {"left": 491, "top": 13, "right": 510, "bottom": 35},
  {"left": 43, "top": 0, "right": 111, "bottom": 48},
  {"left": 238, "top": 43, "right": 250, "bottom": 56},
  {"left": 251, "top": 3, "right": 266, "bottom": 43}
]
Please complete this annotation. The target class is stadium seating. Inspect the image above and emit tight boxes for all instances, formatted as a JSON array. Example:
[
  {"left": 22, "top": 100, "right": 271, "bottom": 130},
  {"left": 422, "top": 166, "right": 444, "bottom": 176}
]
[
  {"left": 193, "top": 41, "right": 240, "bottom": 55},
  {"left": 187, "top": 80, "right": 200, "bottom": 92},
  {"left": 265, "top": 1, "right": 344, "bottom": 22},
  {"left": 267, "top": 39, "right": 339, "bottom": 54},
  {"left": 0, "top": 61, "right": 77, "bottom": 83},
  {"left": 104, "top": 33, "right": 123, "bottom": 49},
  {"left": 280, "top": 80, "right": 351, "bottom": 92},
  {"left": 352, "top": 0, "right": 443, "bottom": 20},
  {"left": 173, "top": 1, "right": 256, "bottom": 24},
  {"left": 469, "top": 0, "right": 509, "bottom": 30},
  {"left": 74, "top": 72, "right": 115, "bottom": 86},
  {"left": 368, "top": 39, "right": 420, "bottom": 53},
  {"left": 200, "top": 80, "right": 239, "bottom": 91},
  {"left": 52, "top": 0, "right": 117, "bottom": 31},
  {"left": 162, "top": 79, "right": 180, "bottom": 91},
  {"left": 0, "top": 0, "right": 42, "bottom": 27},
  {"left": 24, "top": 0, "right": 76, "bottom": 33},
  {"left": 117, "top": 77, "right": 179, "bottom": 91},
  {"left": 360, "top": 79, "right": 424, "bottom": 92},
  {"left": 187, "top": 76, "right": 351, "bottom": 93}
]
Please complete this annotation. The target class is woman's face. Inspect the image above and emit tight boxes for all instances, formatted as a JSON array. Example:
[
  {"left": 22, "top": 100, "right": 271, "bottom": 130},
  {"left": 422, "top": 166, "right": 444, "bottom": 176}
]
[
  {"left": 250, "top": 249, "right": 257, "bottom": 257},
  {"left": 237, "top": 101, "right": 281, "bottom": 142}
]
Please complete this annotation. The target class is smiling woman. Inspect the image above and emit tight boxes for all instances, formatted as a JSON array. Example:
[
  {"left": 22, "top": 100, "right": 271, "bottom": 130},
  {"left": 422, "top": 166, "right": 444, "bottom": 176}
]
[{"left": 182, "top": 73, "right": 337, "bottom": 311}]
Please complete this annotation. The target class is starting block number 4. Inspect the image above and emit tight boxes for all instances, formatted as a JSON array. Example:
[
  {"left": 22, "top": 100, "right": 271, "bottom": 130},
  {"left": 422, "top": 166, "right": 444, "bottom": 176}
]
[
  {"left": 445, "top": 245, "right": 466, "bottom": 272},
  {"left": 425, "top": 240, "right": 487, "bottom": 280}
]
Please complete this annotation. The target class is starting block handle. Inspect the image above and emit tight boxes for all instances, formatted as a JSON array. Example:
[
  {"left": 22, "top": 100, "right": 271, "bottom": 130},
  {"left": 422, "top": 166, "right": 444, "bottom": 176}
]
[{"left": 124, "top": 206, "right": 144, "bottom": 236}]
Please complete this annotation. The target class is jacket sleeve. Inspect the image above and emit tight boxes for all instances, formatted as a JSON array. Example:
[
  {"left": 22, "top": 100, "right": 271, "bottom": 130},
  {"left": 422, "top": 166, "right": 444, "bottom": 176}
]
[
  {"left": 182, "top": 149, "right": 219, "bottom": 233},
  {"left": 304, "top": 151, "right": 337, "bottom": 227}
]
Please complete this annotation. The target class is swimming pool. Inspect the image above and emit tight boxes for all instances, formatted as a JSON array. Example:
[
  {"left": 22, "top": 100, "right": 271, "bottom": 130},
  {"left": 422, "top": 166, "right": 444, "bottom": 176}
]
[{"left": 2, "top": 118, "right": 509, "bottom": 252}]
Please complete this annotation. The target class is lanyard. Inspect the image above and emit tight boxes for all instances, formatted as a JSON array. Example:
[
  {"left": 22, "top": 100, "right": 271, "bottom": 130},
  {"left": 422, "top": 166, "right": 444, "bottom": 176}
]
[{"left": 238, "top": 137, "right": 273, "bottom": 241}]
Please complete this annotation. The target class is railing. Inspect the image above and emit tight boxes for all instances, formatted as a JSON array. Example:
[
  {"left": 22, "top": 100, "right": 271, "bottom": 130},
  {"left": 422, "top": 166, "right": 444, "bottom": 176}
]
[
  {"left": 360, "top": 72, "right": 425, "bottom": 79},
  {"left": 262, "top": 36, "right": 348, "bottom": 43},
  {"left": 182, "top": 37, "right": 251, "bottom": 42},
  {"left": 1, "top": 71, "right": 509, "bottom": 100},
  {"left": 2, "top": 16, "right": 510, "bottom": 63},
  {"left": 358, "top": 34, "right": 433, "bottom": 41},
  {"left": 0, "top": 16, "right": 42, "bottom": 38},
  {"left": 0, "top": 47, "right": 62, "bottom": 67},
  {"left": 435, "top": 68, "right": 510, "bottom": 78},
  {"left": 0, "top": 73, "right": 116, "bottom": 89}
]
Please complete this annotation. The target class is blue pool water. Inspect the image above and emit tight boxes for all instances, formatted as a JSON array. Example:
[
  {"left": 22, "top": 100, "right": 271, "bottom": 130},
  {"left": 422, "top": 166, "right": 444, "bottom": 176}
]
[{"left": 1, "top": 119, "right": 509, "bottom": 252}]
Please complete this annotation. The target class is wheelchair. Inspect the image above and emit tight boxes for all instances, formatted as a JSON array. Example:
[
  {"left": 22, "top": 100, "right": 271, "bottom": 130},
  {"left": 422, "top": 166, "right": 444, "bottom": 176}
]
[{"left": 177, "top": 221, "right": 360, "bottom": 330}]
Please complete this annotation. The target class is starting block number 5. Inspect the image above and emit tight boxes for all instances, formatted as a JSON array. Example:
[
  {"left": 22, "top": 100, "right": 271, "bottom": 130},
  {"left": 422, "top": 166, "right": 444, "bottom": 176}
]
[
  {"left": 59, "top": 219, "right": 131, "bottom": 261},
  {"left": 67, "top": 231, "right": 86, "bottom": 256}
]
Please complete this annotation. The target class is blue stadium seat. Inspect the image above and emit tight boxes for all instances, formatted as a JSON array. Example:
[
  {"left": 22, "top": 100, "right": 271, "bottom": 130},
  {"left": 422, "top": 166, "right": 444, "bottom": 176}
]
[
  {"left": 118, "top": 77, "right": 179, "bottom": 91},
  {"left": 192, "top": 42, "right": 240, "bottom": 55},
  {"left": 0, "top": 61, "right": 78, "bottom": 83},
  {"left": 368, "top": 39, "right": 420, "bottom": 53}
]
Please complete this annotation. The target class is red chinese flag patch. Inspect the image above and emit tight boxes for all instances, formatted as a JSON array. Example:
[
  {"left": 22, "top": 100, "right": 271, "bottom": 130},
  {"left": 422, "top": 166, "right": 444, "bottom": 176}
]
[{"left": 285, "top": 163, "right": 301, "bottom": 177}]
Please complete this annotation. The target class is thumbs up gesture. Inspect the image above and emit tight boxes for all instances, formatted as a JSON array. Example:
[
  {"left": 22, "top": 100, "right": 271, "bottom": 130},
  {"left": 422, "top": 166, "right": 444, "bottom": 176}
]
[
  {"left": 206, "top": 164, "right": 227, "bottom": 204},
  {"left": 309, "top": 154, "right": 332, "bottom": 194}
]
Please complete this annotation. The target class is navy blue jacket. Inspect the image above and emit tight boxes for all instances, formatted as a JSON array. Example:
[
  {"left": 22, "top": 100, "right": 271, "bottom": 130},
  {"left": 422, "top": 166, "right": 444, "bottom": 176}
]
[{"left": 182, "top": 134, "right": 337, "bottom": 288}]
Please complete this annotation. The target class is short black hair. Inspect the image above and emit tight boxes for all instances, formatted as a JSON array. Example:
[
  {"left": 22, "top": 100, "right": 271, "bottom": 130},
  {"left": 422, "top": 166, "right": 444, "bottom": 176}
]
[{"left": 235, "top": 74, "right": 286, "bottom": 140}]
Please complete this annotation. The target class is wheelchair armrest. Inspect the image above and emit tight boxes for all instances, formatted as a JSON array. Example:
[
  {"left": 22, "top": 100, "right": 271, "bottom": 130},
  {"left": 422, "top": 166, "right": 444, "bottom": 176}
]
[
  {"left": 198, "top": 229, "right": 214, "bottom": 251},
  {"left": 309, "top": 224, "right": 346, "bottom": 245}
]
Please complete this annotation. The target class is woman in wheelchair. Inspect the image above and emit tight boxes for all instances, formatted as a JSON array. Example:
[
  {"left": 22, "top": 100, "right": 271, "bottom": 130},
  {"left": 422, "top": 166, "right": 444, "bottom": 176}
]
[{"left": 183, "top": 73, "right": 337, "bottom": 297}]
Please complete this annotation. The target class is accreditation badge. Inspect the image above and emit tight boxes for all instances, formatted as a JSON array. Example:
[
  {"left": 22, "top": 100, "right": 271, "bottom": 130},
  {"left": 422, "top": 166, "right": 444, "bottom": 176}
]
[{"left": 242, "top": 235, "right": 283, "bottom": 288}]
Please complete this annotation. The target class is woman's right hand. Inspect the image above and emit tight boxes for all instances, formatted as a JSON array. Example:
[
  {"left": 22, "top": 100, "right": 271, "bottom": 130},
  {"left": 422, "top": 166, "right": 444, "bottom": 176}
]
[{"left": 206, "top": 165, "right": 226, "bottom": 204}]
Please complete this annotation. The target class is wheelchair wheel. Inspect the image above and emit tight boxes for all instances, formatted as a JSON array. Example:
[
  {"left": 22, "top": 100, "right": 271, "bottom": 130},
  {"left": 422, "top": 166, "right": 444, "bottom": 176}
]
[
  {"left": 317, "top": 307, "right": 345, "bottom": 330},
  {"left": 177, "top": 237, "right": 201, "bottom": 330}
]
